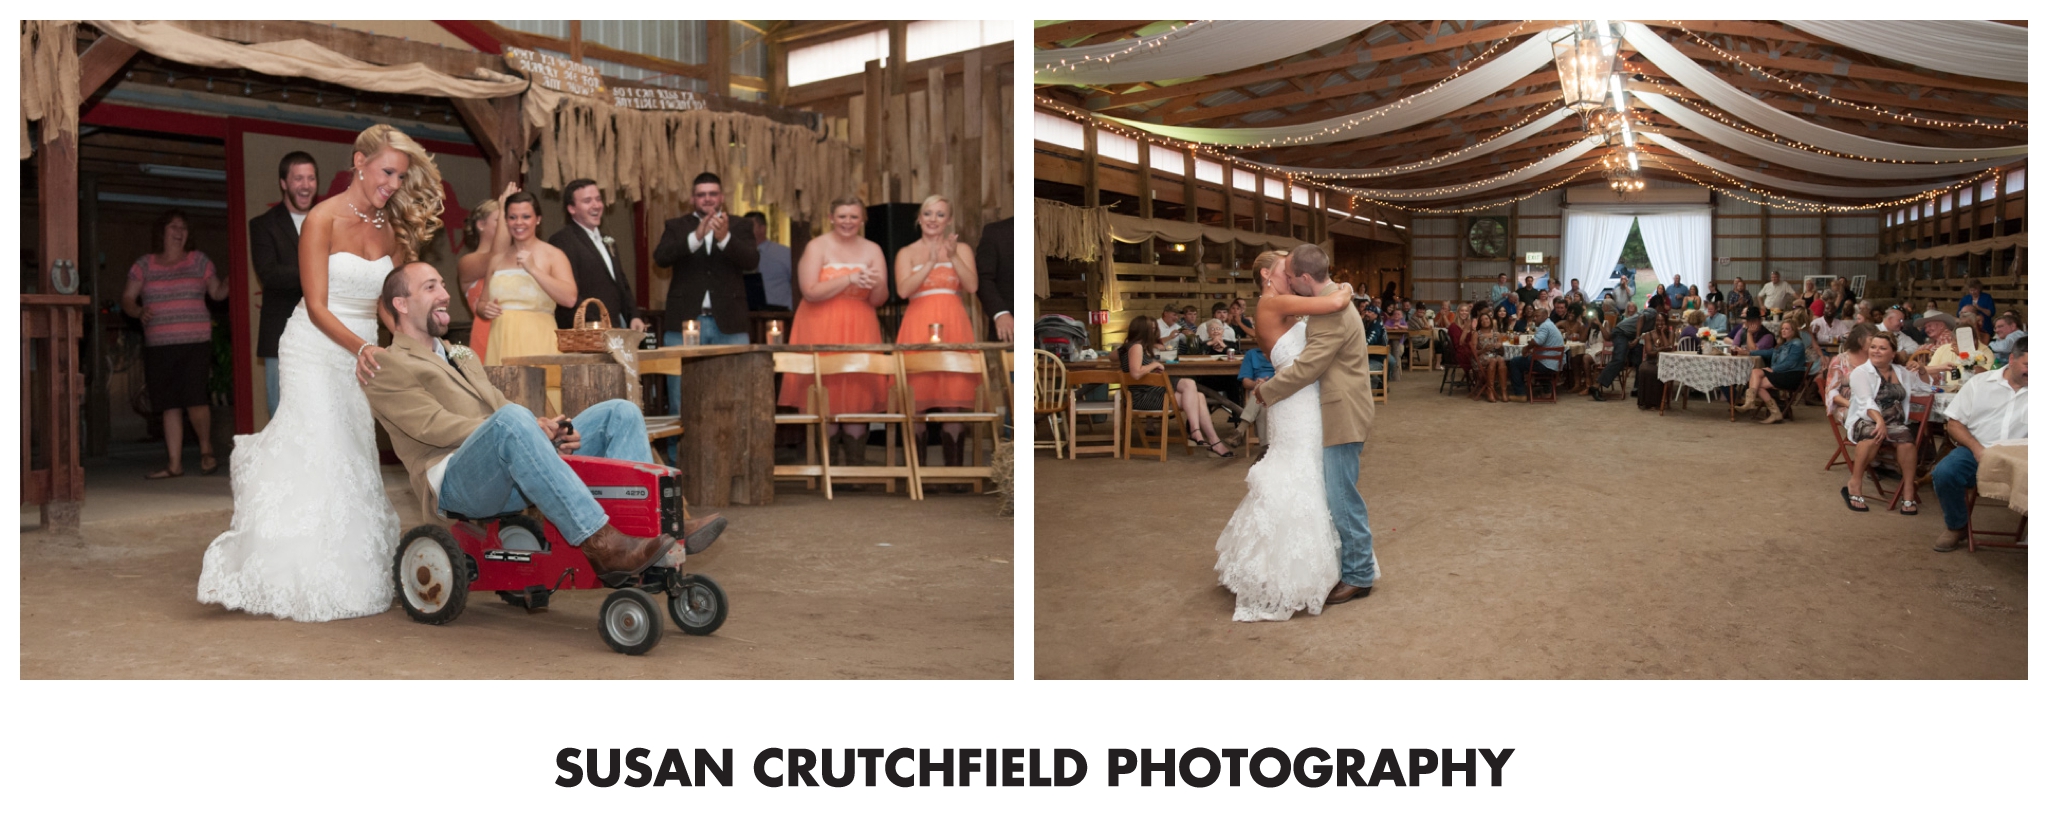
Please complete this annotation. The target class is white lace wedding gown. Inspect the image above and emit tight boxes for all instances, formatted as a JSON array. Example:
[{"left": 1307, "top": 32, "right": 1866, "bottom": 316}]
[
  {"left": 197, "top": 252, "right": 401, "bottom": 621},
  {"left": 1213, "top": 320, "right": 1342, "bottom": 621}
]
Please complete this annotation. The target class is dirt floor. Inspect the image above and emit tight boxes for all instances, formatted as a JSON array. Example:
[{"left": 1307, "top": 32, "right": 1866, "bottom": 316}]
[
  {"left": 20, "top": 455, "right": 1013, "bottom": 679},
  {"left": 1035, "top": 373, "right": 2027, "bottom": 679}
]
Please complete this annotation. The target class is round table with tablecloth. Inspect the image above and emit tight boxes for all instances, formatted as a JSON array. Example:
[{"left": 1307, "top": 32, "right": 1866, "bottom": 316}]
[{"left": 1656, "top": 352, "right": 1761, "bottom": 419}]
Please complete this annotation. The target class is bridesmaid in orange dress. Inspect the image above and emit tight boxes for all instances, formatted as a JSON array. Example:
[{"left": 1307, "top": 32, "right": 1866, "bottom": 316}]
[
  {"left": 893, "top": 194, "right": 981, "bottom": 469},
  {"left": 779, "top": 196, "right": 891, "bottom": 465}
]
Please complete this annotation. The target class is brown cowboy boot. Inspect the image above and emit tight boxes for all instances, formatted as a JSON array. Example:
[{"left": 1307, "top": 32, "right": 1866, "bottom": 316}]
[
  {"left": 579, "top": 524, "right": 677, "bottom": 576},
  {"left": 1759, "top": 393, "right": 1785, "bottom": 424},
  {"left": 682, "top": 513, "right": 727, "bottom": 554},
  {"left": 1735, "top": 385, "right": 1761, "bottom": 412}
]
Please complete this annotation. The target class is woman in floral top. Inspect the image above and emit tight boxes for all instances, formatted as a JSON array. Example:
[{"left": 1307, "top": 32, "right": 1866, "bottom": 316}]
[{"left": 121, "top": 209, "right": 228, "bottom": 479}]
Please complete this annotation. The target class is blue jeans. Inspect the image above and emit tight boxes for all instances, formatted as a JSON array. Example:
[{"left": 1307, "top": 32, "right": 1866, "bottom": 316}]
[
  {"left": 1933, "top": 445, "right": 1978, "bottom": 531},
  {"left": 664, "top": 315, "right": 750, "bottom": 417},
  {"left": 1322, "top": 442, "right": 1378, "bottom": 588},
  {"left": 264, "top": 357, "right": 282, "bottom": 418},
  {"left": 437, "top": 400, "right": 651, "bottom": 545}
]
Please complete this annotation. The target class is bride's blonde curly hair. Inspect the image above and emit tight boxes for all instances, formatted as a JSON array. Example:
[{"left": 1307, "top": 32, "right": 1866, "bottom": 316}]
[{"left": 354, "top": 124, "right": 444, "bottom": 258}]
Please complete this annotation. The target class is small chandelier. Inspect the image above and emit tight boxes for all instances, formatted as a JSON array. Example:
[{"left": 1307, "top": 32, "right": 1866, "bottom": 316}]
[
  {"left": 1551, "top": 20, "right": 1624, "bottom": 113},
  {"left": 1601, "top": 148, "right": 1646, "bottom": 194}
]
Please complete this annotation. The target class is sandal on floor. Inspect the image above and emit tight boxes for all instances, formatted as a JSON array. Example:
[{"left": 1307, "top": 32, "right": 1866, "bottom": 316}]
[
  {"left": 1841, "top": 486, "right": 1869, "bottom": 513},
  {"left": 1899, "top": 499, "right": 1919, "bottom": 516},
  {"left": 1208, "top": 440, "right": 1235, "bottom": 459},
  {"left": 199, "top": 454, "right": 221, "bottom": 476},
  {"left": 145, "top": 468, "right": 183, "bottom": 480}
]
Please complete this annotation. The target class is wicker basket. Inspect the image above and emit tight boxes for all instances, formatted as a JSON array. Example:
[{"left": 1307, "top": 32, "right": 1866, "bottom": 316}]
[{"left": 555, "top": 298, "right": 636, "bottom": 354}]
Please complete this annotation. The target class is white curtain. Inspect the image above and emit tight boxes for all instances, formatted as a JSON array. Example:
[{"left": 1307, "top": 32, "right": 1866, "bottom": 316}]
[
  {"left": 1641, "top": 133, "right": 1983, "bottom": 198},
  {"left": 1623, "top": 23, "right": 2027, "bottom": 163},
  {"left": 1636, "top": 211, "right": 1713, "bottom": 295},
  {"left": 1035, "top": 21, "right": 1380, "bottom": 85},
  {"left": 1563, "top": 211, "right": 1637, "bottom": 303},
  {"left": 1103, "top": 30, "right": 1560, "bottom": 146},
  {"left": 1636, "top": 93, "right": 2013, "bottom": 180},
  {"left": 1780, "top": 20, "right": 2027, "bottom": 83}
]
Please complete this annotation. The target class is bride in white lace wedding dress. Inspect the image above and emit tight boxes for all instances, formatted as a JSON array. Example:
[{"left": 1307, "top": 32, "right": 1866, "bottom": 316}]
[
  {"left": 1212, "top": 252, "right": 1355, "bottom": 622},
  {"left": 198, "top": 125, "right": 444, "bottom": 622}
]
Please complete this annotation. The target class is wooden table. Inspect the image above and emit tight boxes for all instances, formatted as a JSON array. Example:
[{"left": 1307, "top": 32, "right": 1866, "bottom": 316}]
[
  {"left": 1655, "top": 352, "right": 1761, "bottom": 420},
  {"left": 1066, "top": 356, "right": 1245, "bottom": 377},
  {"left": 506, "top": 342, "right": 1012, "bottom": 506}
]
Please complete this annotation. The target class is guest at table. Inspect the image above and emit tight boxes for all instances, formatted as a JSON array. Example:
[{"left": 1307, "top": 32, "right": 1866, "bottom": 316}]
[
  {"left": 1506, "top": 304, "right": 1563, "bottom": 401},
  {"left": 1808, "top": 303, "right": 1852, "bottom": 346},
  {"left": 1489, "top": 274, "right": 1514, "bottom": 309},
  {"left": 1990, "top": 313, "right": 2024, "bottom": 361},
  {"left": 779, "top": 196, "right": 890, "bottom": 466},
  {"left": 1563, "top": 278, "right": 1586, "bottom": 304},
  {"left": 1469, "top": 310, "right": 1507, "bottom": 403},
  {"left": 1851, "top": 300, "right": 1874, "bottom": 326},
  {"left": 1509, "top": 304, "right": 1534, "bottom": 334},
  {"left": 1206, "top": 302, "right": 1239, "bottom": 349},
  {"left": 1726, "top": 277, "right": 1755, "bottom": 322},
  {"left": 1826, "top": 324, "right": 1878, "bottom": 421},
  {"left": 1682, "top": 285, "right": 1702, "bottom": 311},
  {"left": 124, "top": 209, "right": 229, "bottom": 479},
  {"left": 1385, "top": 305, "right": 1409, "bottom": 329},
  {"left": 1700, "top": 300, "right": 1729, "bottom": 338},
  {"left": 1732, "top": 307, "right": 1777, "bottom": 352},
  {"left": 1632, "top": 312, "right": 1678, "bottom": 410},
  {"left": 1515, "top": 275, "right": 1541, "bottom": 308},
  {"left": 1119, "top": 316, "right": 1229, "bottom": 457},
  {"left": 1931, "top": 336, "right": 2027, "bottom": 551},
  {"left": 894, "top": 194, "right": 982, "bottom": 470},
  {"left": 1679, "top": 309, "right": 1706, "bottom": 340},
  {"left": 1226, "top": 297, "right": 1255, "bottom": 340},
  {"left": 1843, "top": 331, "right": 1933, "bottom": 513},
  {"left": 1704, "top": 279, "right": 1723, "bottom": 308},
  {"left": 1958, "top": 278, "right": 1996, "bottom": 319},
  {"left": 1758, "top": 271, "right": 1798, "bottom": 315},
  {"left": 1832, "top": 277, "right": 1858, "bottom": 313},
  {"left": 1879, "top": 307, "right": 1923, "bottom": 353},
  {"left": 1157, "top": 303, "right": 1189, "bottom": 347},
  {"left": 1446, "top": 304, "right": 1471, "bottom": 381},
  {"left": 1918, "top": 312, "right": 1960, "bottom": 349},
  {"left": 1734, "top": 317, "right": 1811, "bottom": 424}
]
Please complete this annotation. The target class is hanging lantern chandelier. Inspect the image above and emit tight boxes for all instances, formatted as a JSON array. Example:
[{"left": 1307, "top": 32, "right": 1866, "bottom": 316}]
[
  {"left": 1601, "top": 148, "right": 1647, "bottom": 194},
  {"left": 1551, "top": 20, "right": 1624, "bottom": 113}
]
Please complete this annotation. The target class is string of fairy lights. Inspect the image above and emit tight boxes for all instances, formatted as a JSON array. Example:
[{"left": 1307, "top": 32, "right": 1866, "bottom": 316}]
[
  {"left": 1663, "top": 21, "right": 2028, "bottom": 131},
  {"left": 1645, "top": 153, "right": 2005, "bottom": 213},
  {"left": 1631, "top": 69, "right": 2011, "bottom": 165},
  {"left": 1343, "top": 165, "right": 1599, "bottom": 215},
  {"left": 1282, "top": 101, "right": 1568, "bottom": 182},
  {"left": 1036, "top": 21, "right": 1212, "bottom": 77},
  {"left": 1316, "top": 140, "right": 1593, "bottom": 200}
]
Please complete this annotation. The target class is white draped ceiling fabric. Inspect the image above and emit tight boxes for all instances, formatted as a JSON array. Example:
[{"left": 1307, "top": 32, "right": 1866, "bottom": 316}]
[
  {"left": 1635, "top": 212, "right": 1714, "bottom": 294},
  {"left": 1563, "top": 212, "right": 1637, "bottom": 302},
  {"left": 1102, "top": 31, "right": 1558, "bottom": 146},
  {"left": 1267, "top": 108, "right": 1575, "bottom": 178},
  {"left": 1033, "top": 21, "right": 1380, "bottom": 86},
  {"left": 1334, "top": 136, "right": 1601, "bottom": 200},
  {"left": 1634, "top": 92, "right": 2012, "bottom": 180},
  {"left": 1618, "top": 22, "right": 2027, "bottom": 163},
  {"left": 1640, "top": 133, "right": 1983, "bottom": 198},
  {"left": 1780, "top": 20, "right": 2028, "bottom": 83}
]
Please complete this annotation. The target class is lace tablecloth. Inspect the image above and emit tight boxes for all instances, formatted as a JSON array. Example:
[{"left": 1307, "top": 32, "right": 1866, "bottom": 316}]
[
  {"left": 1499, "top": 341, "right": 1585, "bottom": 361},
  {"left": 1657, "top": 352, "right": 1758, "bottom": 396},
  {"left": 1976, "top": 442, "right": 2028, "bottom": 514}
]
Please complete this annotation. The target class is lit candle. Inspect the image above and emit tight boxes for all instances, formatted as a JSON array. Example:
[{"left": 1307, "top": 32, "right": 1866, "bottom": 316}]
[
  {"left": 928, "top": 323, "right": 943, "bottom": 344},
  {"left": 767, "top": 320, "right": 783, "bottom": 345},
  {"left": 683, "top": 319, "right": 700, "bottom": 347}
]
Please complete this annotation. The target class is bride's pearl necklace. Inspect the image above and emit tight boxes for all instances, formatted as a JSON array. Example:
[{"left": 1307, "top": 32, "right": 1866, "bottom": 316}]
[{"left": 347, "top": 199, "right": 387, "bottom": 229}]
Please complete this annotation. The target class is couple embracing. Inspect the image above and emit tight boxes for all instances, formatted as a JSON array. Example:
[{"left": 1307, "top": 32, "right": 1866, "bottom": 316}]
[{"left": 1214, "top": 244, "right": 1380, "bottom": 622}]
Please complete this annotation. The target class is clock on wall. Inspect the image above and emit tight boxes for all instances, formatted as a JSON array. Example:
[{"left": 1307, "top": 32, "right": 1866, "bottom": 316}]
[{"left": 1467, "top": 216, "right": 1508, "bottom": 258}]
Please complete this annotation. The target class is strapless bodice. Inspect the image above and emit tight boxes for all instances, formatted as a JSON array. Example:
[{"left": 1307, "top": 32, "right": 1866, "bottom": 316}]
[
  {"left": 488, "top": 268, "right": 556, "bottom": 313},
  {"left": 326, "top": 252, "right": 392, "bottom": 319}
]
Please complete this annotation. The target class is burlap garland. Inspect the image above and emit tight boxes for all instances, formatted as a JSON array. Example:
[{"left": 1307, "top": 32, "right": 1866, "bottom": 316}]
[
  {"left": 1033, "top": 198, "right": 1115, "bottom": 303},
  {"left": 20, "top": 21, "right": 81, "bottom": 160}
]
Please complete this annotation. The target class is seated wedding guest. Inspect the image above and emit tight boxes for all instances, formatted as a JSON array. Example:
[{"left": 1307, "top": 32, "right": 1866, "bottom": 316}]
[
  {"left": 1918, "top": 311, "right": 1960, "bottom": 348},
  {"left": 1385, "top": 305, "right": 1409, "bottom": 329},
  {"left": 1734, "top": 317, "right": 1812, "bottom": 424},
  {"left": 1636, "top": 313, "right": 1678, "bottom": 410},
  {"left": 1851, "top": 300, "right": 1874, "bottom": 326},
  {"left": 1958, "top": 278, "right": 1996, "bottom": 319},
  {"left": 1507, "top": 304, "right": 1563, "bottom": 401},
  {"left": 1362, "top": 305, "right": 1389, "bottom": 391},
  {"left": 1207, "top": 302, "right": 1239, "bottom": 348},
  {"left": 1683, "top": 285, "right": 1702, "bottom": 311},
  {"left": 1508, "top": 304, "right": 1533, "bottom": 334},
  {"left": 1700, "top": 300, "right": 1729, "bottom": 338},
  {"left": 1931, "top": 335, "right": 2027, "bottom": 551},
  {"left": 1226, "top": 297, "right": 1255, "bottom": 340},
  {"left": 1680, "top": 309, "right": 1707, "bottom": 340},
  {"left": 1877, "top": 306, "right": 1922, "bottom": 353},
  {"left": 124, "top": 209, "right": 229, "bottom": 479},
  {"left": 1826, "top": 324, "right": 1878, "bottom": 421},
  {"left": 1156, "top": 303, "right": 1187, "bottom": 347},
  {"left": 1489, "top": 274, "right": 1514, "bottom": 309},
  {"left": 1808, "top": 303, "right": 1852, "bottom": 345},
  {"left": 1957, "top": 308, "right": 1987, "bottom": 347},
  {"left": 1732, "top": 307, "right": 1776, "bottom": 352},
  {"left": 1199, "top": 317, "right": 1233, "bottom": 355},
  {"left": 1563, "top": 278, "right": 1586, "bottom": 304},
  {"left": 1469, "top": 310, "right": 1507, "bottom": 403},
  {"left": 1446, "top": 304, "right": 1471, "bottom": 378},
  {"left": 1842, "top": 330, "right": 1934, "bottom": 513},
  {"left": 1120, "top": 316, "right": 1231, "bottom": 458},
  {"left": 1990, "top": 313, "right": 2024, "bottom": 360}
]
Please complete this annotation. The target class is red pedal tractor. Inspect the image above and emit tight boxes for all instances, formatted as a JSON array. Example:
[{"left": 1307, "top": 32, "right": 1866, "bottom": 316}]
[{"left": 391, "top": 455, "right": 727, "bottom": 654}]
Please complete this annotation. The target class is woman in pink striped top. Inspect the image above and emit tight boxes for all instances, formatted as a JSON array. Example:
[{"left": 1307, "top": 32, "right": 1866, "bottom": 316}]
[{"left": 121, "top": 209, "right": 228, "bottom": 478}]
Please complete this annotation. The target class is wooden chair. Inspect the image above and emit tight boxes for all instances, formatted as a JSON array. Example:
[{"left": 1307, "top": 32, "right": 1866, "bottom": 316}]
[
  {"left": 1526, "top": 345, "right": 1565, "bottom": 403},
  {"left": 902, "top": 350, "right": 1003, "bottom": 494},
  {"left": 1032, "top": 349, "right": 1069, "bottom": 459},
  {"left": 1367, "top": 344, "right": 1389, "bottom": 403},
  {"left": 817, "top": 352, "right": 920, "bottom": 499},
  {"left": 1824, "top": 413, "right": 1856, "bottom": 471},
  {"left": 1864, "top": 393, "right": 1936, "bottom": 511},
  {"left": 1121, "top": 371, "right": 1187, "bottom": 462},
  {"left": 1064, "top": 369, "right": 1123, "bottom": 459},
  {"left": 1407, "top": 332, "right": 1435, "bottom": 371},
  {"left": 1964, "top": 487, "right": 2028, "bottom": 552},
  {"left": 768, "top": 352, "right": 832, "bottom": 498}
]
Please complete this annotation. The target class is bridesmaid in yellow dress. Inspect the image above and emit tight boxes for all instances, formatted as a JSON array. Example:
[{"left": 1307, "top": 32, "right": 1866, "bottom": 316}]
[
  {"left": 779, "top": 196, "right": 891, "bottom": 465},
  {"left": 893, "top": 194, "right": 980, "bottom": 469},
  {"left": 457, "top": 182, "right": 518, "bottom": 360},
  {"left": 483, "top": 191, "right": 579, "bottom": 414}
]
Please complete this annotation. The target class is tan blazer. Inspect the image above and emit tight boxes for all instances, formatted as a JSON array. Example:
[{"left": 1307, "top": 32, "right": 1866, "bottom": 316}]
[
  {"left": 362, "top": 333, "right": 511, "bottom": 521},
  {"left": 1259, "top": 281, "right": 1376, "bottom": 446}
]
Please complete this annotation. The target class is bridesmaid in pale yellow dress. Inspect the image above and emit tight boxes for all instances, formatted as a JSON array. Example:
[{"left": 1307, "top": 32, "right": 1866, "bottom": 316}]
[{"left": 483, "top": 191, "right": 579, "bottom": 414}]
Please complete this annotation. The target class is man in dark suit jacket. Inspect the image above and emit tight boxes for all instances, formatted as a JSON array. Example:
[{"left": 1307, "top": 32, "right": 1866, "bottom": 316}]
[
  {"left": 251, "top": 151, "right": 320, "bottom": 417},
  {"left": 974, "top": 216, "right": 1014, "bottom": 342},
  {"left": 653, "top": 172, "right": 758, "bottom": 345},
  {"left": 548, "top": 178, "right": 645, "bottom": 332}
]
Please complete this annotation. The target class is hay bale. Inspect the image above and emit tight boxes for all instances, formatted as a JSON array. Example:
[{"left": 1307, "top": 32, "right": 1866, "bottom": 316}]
[{"left": 991, "top": 440, "right": 1013, "bottom": 517}]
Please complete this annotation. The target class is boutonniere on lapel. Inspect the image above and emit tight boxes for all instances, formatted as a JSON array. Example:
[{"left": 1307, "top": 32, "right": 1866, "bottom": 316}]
[{"left": 447, "top": 344, "right": 476, "bottom": 365}]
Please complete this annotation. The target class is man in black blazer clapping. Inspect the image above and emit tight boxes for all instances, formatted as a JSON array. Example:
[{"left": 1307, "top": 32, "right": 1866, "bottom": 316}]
[
  {"left": 653, "top": 172, "right": 758, "bottom": 347},
  {"left": 250, "top": 151, "right": 319, "bottom": 417},
  {"left": 548, "top": 178, "right": 645, "bottom": 332},
  {"left": 974, "top": 216, "right": 1014, "bottom": 342}
]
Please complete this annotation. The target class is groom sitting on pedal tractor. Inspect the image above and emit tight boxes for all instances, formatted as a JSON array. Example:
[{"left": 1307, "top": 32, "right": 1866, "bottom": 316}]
[{"left": 364, "top": 262, "right": 729, "bottom": 651}]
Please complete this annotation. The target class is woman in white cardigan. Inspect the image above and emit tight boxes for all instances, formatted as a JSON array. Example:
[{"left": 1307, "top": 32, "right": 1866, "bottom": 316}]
[{"left": 1842, "top": 331, "right": 1932, "bottom": 513}]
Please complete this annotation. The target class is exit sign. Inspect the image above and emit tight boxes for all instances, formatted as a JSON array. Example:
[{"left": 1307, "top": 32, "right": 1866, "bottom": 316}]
[{"left": 1525, "top": 252, "right": 1544, "bottom": 264}]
